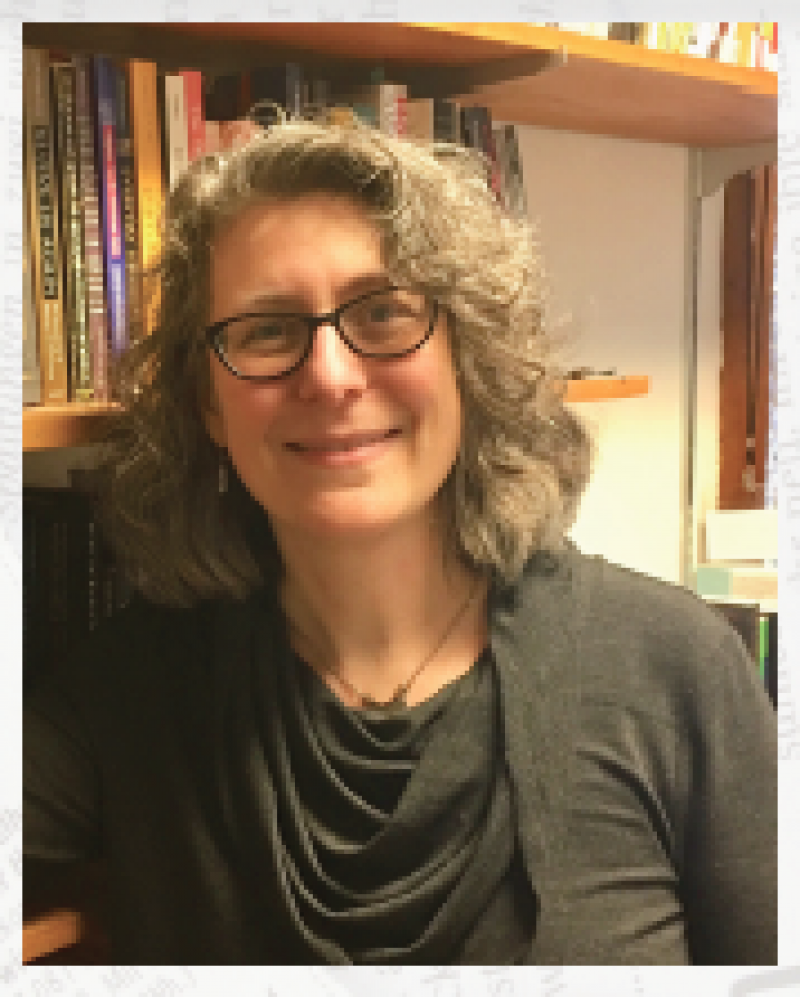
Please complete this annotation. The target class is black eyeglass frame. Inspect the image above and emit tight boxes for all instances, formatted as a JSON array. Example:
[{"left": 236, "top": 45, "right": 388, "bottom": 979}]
[{"left": 205, "top": 285, "right": 440, "bottom": 383}]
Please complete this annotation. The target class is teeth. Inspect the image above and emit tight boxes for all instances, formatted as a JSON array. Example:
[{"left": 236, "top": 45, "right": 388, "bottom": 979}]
[{"left": 294, "top": 431, "right": 395, "bottom": 453}]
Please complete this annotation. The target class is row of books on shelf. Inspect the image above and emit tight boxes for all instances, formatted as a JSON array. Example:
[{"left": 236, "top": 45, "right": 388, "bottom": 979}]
[
  {"left": 545, "top": 22, "right": 778, "bottom": 69},
  {"left": 23, "top": 480, "right": 134, "bottom": 691},
  {"left": 707, "top": 601, "right": 778, "bottom": 709},
  {"left": 23, "top": 45, "right": 528, "bottom": 409}
]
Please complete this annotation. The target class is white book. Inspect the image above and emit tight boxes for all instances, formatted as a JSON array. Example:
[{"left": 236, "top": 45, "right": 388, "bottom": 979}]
[{"left": 165, "top": 73, "right": 189, "bottom": 188}]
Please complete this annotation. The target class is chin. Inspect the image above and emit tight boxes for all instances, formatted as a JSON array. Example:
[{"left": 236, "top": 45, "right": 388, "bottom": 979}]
[{"left": 274, "top": 495, "right": 431, "bottom": 540}]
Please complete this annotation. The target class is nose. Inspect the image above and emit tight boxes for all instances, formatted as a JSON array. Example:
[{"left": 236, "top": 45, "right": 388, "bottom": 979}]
[{"left": 294, "top": 319, "right": 368, "bottom": 402}]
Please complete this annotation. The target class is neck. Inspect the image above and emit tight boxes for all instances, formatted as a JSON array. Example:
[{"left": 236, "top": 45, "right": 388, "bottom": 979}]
[{"left": 275, "top": 512, "right": 487, "bottom": 705}]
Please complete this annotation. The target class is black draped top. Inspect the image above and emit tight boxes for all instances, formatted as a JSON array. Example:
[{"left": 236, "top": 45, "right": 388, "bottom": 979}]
[{"left": 269, "top": 645, "right": 536, "bottom": 963}]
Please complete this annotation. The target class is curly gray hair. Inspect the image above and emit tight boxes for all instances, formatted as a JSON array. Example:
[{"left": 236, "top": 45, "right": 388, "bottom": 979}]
[{"left": 95, "top": 118, "right": 594, "bottom": 606}]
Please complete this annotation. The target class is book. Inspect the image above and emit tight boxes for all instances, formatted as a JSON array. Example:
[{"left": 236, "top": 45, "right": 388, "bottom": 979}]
[
  {"left": 164, "top": 73, "right": 189, "bottom": 187},
  {"left": 93, "top": 55, "right": 128, "bottom": 362},
  {"left": 461, "top": 106, "right": 496, "bottom": 193},
  {"left": 766, "top": 611, "right": 777, "bottom": 708},
  {"left": 405, "top": 97, "right": 461, "bottom": 145},
  {"left": 23, "top": 485, "right": 117, "bottom": 689},
  {"left": 494, "top": 124, "right": 529, "bottom": 221},
  {"left": 182, "top": 69, "right": 205, "bottom": 163},
  {"left": 114, "top": 61, "right": 141, "bottom": 347},
  {"left": 338, "top": 80, "right": 407, "bottom": 134},
  {"left": 249, "top": 63, "right": 305, "bottom": 125},
  {"left": 127, "top": 58, "right": 164, "bottom": 338},
  {"left": 24, "top": 46, "right": 69, "bottom": 405},
  {"left": 73, "top": 54, "right": 109, "bottom": 400},
  {"left": 53, "top": 62, "right": 92, "bottom": 402},
  {"left": 204, "top": 71, "right": 255, "bottom": 151},
  {"left": 22, "top": 131, "right": 41, "bottom": 405}
]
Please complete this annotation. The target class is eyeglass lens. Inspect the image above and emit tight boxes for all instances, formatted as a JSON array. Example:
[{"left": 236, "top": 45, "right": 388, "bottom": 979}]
[{"left": 218, "top": 288, "right": 434, "bottom": 378}]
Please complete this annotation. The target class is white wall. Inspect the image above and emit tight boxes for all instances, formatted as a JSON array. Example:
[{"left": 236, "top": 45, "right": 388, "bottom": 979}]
[{"left": 516, "top": 125, "right": 722, "bottom": 586}]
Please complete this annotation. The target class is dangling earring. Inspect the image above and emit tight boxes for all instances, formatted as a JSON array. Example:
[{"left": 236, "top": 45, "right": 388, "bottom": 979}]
[{"left": 218, "top": 455, "right": 228, "bottom": 495}]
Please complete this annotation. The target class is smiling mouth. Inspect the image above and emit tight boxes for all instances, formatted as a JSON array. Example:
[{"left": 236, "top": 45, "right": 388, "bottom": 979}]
[{"left": 286, "top": 429, "right": 402, "bottom": 453}]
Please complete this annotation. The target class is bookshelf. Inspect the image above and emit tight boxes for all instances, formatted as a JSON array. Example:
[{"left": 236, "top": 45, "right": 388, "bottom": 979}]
[
  {"left": 21, "top": 23, "right": 777, "bottom": 962},
  {"left": 28, "top": 22, "right": 776, "bottom": 148},
  {"left": 22, "top": 23, "right": 776, "bottom": 451},
  {"left": 23, "top": 403, "right": 120, "bottom": 451}
]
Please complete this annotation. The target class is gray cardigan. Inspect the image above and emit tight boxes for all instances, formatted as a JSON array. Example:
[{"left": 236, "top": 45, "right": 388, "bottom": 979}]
[{"left": 24, "top": 543, "right": 777, "bottom": 963}]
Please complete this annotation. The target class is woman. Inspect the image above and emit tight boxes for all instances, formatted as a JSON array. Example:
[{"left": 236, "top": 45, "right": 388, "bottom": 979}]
[{"left": 24, "top": 120, "right": 777, "bottom": 965}]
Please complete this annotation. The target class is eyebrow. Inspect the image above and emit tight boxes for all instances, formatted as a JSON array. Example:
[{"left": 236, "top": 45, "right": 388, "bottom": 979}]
[{"left": 237, "top": 273, "right": 394, "bottom": 314}]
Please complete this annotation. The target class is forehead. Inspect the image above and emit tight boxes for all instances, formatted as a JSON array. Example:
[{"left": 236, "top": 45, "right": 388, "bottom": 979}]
[{"left": 209, "top": 194, "right": 390, "bottom": 315}]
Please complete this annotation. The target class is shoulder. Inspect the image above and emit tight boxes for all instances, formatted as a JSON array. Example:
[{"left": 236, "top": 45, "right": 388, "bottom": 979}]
[{"left": 510, "top": 542, "right": 764, "bottom": 726}]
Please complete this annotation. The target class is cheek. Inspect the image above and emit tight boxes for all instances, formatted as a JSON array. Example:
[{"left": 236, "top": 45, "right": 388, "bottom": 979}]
[{"left": 206, "top": 362, "right": 283, "bottom": 450}]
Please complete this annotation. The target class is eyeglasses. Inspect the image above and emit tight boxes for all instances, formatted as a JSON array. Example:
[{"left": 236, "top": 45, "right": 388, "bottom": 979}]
[{"left": 206, "top": 286, "right": 439, "bottom": 382}]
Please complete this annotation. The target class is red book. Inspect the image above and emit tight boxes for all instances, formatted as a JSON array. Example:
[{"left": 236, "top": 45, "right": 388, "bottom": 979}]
[{"left": 181, "top": 69, "right": 205, "bottom": 164}]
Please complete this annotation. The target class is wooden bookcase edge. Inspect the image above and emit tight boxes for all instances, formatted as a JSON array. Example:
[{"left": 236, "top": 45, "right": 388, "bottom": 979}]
[{"left": 23, "top": 378, "right": 651, "bottom": 450}]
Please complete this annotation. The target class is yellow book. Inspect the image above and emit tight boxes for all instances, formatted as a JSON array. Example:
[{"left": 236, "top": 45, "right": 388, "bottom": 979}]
[
  {"left": 736, "top": 23, "right": 755, "bottom": 68},
  {"left": 127, "top": 59, "right": 164, "bottom": 338}
]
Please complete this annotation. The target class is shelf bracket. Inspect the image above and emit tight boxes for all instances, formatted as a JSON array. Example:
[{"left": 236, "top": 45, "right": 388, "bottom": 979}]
[{"left": 698, "top": 141, "right": 777, "bottom": 199}]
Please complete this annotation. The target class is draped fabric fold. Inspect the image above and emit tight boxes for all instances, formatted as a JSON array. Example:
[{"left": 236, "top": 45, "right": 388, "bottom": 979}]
[{"left": 213, "top": 590, "right": 536, "bottom": 964}]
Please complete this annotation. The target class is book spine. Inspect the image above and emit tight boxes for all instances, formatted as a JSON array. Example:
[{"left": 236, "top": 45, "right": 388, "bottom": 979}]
[
  {"left": 24, "top": 47, "right": 69, "bottom": 405},
  {"left": 114, "top": 61, "right": 141, "bottom": 346},
  {"left": 73, "top": 54, "right": 109, "bottom": 401},
  {"left": 127, "top": 59, "right": 164, "bottom": 338},
  {"left": 93, "top": 55, "right": 127, "bottom": 361},
  {"left": 475, "top": 105, "right": 501, "bottom": 201},
  {"left": 23, "top": 492, "right": 42, "bottom": 687},
  {"left": 283, "top": 63, "right": 304, "bottom": 119},
  {"left": 378, "top": 82, "right": 407, "bottom": 136},
  {"left": 404, "top": 98, "right": 434, "bottom": 142},
  {"left": 432, "top": 98, "right": 461, "bottom": 144},
  {"left": 499, "top": 124, "right": 529, "bottom": 221},
  {"left": 165, "top": 73, "right": 189, "bottom": 187},
  {"left": 54, "top": 63, "right": 93, "bottom": 402},
  {"left": 767, "top": 611, "right": 777, "bottom": 708},
  {"left": 181, "top": 69, "right": 205, "bottom": 163},
  {"left": 22, "top": 132, "right": 42, "bottom": 405}
]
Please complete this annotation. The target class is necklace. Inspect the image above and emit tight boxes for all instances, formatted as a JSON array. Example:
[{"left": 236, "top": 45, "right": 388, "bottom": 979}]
[{"left": 291, "top": 580, "right": 484, "bottom": 716}]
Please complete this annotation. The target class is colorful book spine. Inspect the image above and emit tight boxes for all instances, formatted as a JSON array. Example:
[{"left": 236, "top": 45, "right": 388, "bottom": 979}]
[
  {"left": 127, "top": 59, "right": 164, "bottom": 338},
  {"left": 93, "top": 55, "right": 128, "bottom": 361},
  {"left": 53, "top": 63, "right": 93, "bottom": 402},
  {"left": 182, "top": 69, "right": 205, "bottom": 163},
  {"left": 73, "top": 54, "right": 109, "bottom": 400},
  {"left": 114, "top": 61, "right": 141, "bottom": 345},
  {"left": 24, "top": 46, "right": 69, "bottom": 405}
]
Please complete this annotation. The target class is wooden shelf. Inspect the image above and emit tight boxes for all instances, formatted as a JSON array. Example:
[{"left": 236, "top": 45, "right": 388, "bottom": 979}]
[
  {"left": 23, "top": 403, "right": 121, "bottom": 451},
  {"left": 563, "top": 374, "right": 650, "bottom": 402},
  {"left": 23, "top": 379, "right": 649, "bottom": 450},
  {"left": 25, "top": 22, "right": 776, "bottom": 148},
  {"left": 23, "top": 910, "right": 83, "bottom": 964}
]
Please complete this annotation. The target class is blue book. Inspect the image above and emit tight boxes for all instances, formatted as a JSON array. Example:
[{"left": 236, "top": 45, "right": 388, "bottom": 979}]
[{"left": 93, "top": 55, "right": 127, "bottom": 360}]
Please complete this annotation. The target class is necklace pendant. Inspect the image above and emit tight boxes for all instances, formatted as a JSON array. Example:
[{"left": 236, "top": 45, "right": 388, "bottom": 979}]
[{"left": 360, "top": 687, "right": 408, "bottom": 716}]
